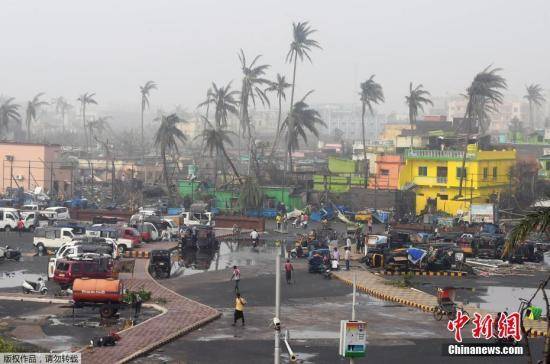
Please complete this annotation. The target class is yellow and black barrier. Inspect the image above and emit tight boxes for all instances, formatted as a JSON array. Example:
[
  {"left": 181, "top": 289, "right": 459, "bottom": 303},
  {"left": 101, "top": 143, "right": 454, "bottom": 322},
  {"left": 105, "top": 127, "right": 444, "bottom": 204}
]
[
  {"left": 381, "top": 270, "right": 466, "bottom": 277},
  {"left": 124, "top": 250, "right": 150, "bottom": 259}
]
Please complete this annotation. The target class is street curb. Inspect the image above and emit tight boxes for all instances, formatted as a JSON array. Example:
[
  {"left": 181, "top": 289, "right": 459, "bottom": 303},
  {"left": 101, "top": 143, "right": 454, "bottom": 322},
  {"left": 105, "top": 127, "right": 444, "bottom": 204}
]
[
  {"left": 381, "top": 270, "right": 466, "bottom": 277},
  {"left": 0, "top": 295, "right": 70, "bottom": 304}
]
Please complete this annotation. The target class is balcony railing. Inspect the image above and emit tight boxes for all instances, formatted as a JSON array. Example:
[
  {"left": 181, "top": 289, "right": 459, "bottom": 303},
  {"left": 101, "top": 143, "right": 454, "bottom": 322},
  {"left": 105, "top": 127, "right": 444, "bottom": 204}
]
[
  {"left": 413, "top": 176, "right": 448, "bottom": 185},
  {"left": 405, "top": 149, "right": 475, "bottom": 161},
  {"left": 436, "top": 177, "right": 448, "bottom": 183}
]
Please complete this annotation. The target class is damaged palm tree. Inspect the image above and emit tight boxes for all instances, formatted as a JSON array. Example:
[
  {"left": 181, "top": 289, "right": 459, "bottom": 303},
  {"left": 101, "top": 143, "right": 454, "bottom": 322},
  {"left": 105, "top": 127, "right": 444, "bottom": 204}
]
[
  {"left": 239, "top": 176, "right": 263, "bottom": 215},
  {"left": 25, "top": 92, "right": 48, "bottom": 141},
  {"left": 154, "top": 113, "right": 187, "bottom": 203}
]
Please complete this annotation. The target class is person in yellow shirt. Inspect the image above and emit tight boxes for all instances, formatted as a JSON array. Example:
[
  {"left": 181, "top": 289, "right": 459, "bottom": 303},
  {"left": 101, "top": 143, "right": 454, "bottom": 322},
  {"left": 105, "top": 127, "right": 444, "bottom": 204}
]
[
  {"left": 232, "top": 292, "right": 246, "bottom": 326},
  {"left": 275, "top": 214, "right": 282, "bottom": 231}
]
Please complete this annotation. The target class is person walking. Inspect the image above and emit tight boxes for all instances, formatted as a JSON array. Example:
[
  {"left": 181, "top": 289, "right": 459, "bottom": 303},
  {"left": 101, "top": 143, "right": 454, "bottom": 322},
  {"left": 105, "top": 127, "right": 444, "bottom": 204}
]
[
  {"left": 275, "top": 214, "right": 282, "bottom": 231},
  {"left": 232, "top": 292, "right": 247, "bottom": 326},
  {"left": 346, "top": 235, "right": 352, "bottom": 250},
  {"left": 301, "top": 213, "right": 309, "bottom": 229},
  {"left": 344, "top": 247, "right": 351, "bottom": 271},
  {"left": 331, "top": 246, "right": 340, "bottom": 270},
  {"left": 367, "top": 219, "right": 373, "bottom": 234},
  {"left": 284, "top": 259, "right": 294, "bottom": 284},
  {"left": 230, "top": 265, "right": 241, "bottom": 292},
  {"left": 17, "top": 218, "right": 25, "bottom": 237}
]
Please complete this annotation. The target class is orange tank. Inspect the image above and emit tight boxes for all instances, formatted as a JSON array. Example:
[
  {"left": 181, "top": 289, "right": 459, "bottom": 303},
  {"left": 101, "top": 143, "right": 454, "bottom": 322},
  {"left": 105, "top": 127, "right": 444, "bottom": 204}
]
[{"left": 72, "top": 278, "right": 123, "bottom": 303}]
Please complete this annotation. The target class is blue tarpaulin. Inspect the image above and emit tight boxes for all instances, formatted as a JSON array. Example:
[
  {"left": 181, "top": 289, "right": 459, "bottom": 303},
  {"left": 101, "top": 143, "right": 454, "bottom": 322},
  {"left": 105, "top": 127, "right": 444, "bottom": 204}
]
[{"left": 407, "top": 247, "right": 427, "bottom": 265}]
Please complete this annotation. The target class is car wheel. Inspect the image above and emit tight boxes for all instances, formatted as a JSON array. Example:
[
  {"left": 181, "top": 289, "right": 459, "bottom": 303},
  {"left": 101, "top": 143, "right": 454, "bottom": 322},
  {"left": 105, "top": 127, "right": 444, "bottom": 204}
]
[
  {"left": 433, "top": 308, "right": 444, "bottom": 321},
  {"left": 99, "top": 306, "right": 115, "bottom": 318},
  {"left": 4, "top": 226, "right": 11, "bottom": 232}
]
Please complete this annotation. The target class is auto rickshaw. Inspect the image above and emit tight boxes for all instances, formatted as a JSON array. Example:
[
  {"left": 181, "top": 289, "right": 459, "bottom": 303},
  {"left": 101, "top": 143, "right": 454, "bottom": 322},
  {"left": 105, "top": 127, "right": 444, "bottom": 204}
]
[
  {"left": 148, "top": 249, "right": 172, "bottom": 279},
  {"left": 433, "top": 287, "right": 469, "bottom": 321}
]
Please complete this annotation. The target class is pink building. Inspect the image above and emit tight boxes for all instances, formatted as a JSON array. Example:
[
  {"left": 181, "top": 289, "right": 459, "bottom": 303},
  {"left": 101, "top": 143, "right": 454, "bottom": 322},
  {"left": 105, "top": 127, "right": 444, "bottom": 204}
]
[
  {"left": 369, "top": 154, "right": 402, "bottom": 190},
  {"left": 0, "top": 142, "right": 73, "bottom": 197}
]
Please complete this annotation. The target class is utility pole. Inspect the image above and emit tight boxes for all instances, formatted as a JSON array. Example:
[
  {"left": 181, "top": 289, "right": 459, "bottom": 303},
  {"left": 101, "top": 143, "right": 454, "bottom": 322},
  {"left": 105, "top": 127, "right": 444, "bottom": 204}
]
[
  {"left": 274, "top": 248, "right": 281, "bottom": 364},
  {"left": 350, "top": 273, "right": 357, "bottom": 364},
  {"left": 469, "top": 177, "right": 473, "bottom": 215},
  {"left": 28, "top": 161, "right": 31, "bottom": 191}
]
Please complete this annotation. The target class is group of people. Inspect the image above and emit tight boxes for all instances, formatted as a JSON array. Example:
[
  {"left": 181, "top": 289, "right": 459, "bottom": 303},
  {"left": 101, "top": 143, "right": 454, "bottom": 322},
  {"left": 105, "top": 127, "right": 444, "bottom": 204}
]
[{"left": 275, "top": 212, "right": 310, "bottom": 231}]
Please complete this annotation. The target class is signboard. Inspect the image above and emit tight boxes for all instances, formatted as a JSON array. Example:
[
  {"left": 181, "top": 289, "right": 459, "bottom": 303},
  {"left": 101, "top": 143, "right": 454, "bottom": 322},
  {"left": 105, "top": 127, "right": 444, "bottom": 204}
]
[
  {"left": 339, "top": 320, "right": 367, "bottom": 358},
  {"left": 469, "top": 204, "right": 494, "bottom": 223}
]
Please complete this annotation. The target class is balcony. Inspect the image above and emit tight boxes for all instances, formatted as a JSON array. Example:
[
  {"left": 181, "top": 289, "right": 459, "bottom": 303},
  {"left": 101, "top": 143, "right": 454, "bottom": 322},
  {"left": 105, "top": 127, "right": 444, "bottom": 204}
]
[
  {"left": 437, "top": 177, "right": 448, "bottom": 183},
  {"left": 413, "top": 176, "right": 448, "bottom": 186},
  {"left": 405, "top": 149, "right": 475, "bottom": 161}
]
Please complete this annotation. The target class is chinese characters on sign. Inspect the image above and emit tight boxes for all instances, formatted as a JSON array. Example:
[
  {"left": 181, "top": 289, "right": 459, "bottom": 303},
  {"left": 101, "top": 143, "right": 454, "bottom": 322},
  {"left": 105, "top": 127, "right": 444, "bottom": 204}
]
[
  {"left": 447, "top": 311, "right": 522, "bottom": 343},
  {"left": 0, "top": 353, "right": 81, "bottom": 364}
]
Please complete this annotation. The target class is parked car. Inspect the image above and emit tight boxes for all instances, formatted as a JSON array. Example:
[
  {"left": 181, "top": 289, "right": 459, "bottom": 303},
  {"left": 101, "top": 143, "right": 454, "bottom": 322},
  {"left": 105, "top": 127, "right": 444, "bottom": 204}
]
[
  {"left": 53, "top": 257, "right": 116, "bottom": 289},
  {"left": 21, "top": 204, "right": 40, "bottom": 212},
  {"left": 118, "top": 227, "right": 141, "bottom": 247},
  {"left": 0, "top": 208, "right": 20, "bottom": 231},
  {"left": 181, "top": 211, "right": 213, "bottom": 226},
  {"left": 23, "top": 211, "right": 52, "bottom": 231},
  {"left": 33, "top": 227, "right": 76, "bottom": 255},
  {"left": 86, "top": 225, "right": 135, "bottom": 252},
  {"left": 45, "top": 206, "right": 70, "bottom": 220}
]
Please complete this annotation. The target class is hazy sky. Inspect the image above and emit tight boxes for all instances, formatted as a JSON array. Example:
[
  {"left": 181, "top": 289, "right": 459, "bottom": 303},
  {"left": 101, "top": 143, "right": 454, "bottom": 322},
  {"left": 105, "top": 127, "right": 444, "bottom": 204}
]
[{"left": 1, "top": 0, "right": 549, "bottom": 115}]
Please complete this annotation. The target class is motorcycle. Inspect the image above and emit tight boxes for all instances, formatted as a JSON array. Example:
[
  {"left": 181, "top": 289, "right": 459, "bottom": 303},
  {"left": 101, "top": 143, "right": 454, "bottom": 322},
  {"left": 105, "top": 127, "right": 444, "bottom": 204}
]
[
  {"left": 22, "top": 277, "right": 48, "bottom": 295},
  {"left": 0, "top": 245, "right": 21, "bottom": 262}
]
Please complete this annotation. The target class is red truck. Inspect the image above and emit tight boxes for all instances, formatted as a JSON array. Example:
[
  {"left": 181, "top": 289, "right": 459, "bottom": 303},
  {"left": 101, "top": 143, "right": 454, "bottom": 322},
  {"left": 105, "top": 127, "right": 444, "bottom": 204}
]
[{"left": 72, "top": 278, "right": 124, "bottom": 318}]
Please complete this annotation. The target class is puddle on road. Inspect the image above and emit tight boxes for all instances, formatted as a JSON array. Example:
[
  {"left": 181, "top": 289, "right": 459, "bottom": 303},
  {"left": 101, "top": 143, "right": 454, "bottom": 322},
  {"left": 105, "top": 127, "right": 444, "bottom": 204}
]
[
  {"left": 169, "top": 242, "right": 279, "bottom": 277},
  {"left": 469, "top": 286, "right": 550, "bottom": 312},
  {"left": 0, "top": 270, "right": 45, "bottom": 289}
]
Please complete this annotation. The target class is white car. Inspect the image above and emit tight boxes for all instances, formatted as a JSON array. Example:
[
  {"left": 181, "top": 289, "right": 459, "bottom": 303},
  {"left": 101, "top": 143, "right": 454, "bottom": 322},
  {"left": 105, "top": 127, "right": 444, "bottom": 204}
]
[
  {"left": 45, "top": 207, "right": 70, "bottom": 220},
  {"left": 181, "top": 211, "right": 212, "bottom": 226},
  {"left": 0, "top": 208, "right": 20, "bottom": 231},
  {"left": 33, "top": 227, "right": 76, "bottom": 255},
  {"left": 21, "top": 204, "right": 40, "bottom": 212}
]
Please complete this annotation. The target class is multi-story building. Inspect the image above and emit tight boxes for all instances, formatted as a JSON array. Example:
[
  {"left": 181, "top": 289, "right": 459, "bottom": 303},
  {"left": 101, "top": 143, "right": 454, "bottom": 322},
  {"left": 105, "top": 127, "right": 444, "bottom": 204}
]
[{"left": 398, "top": 145, "right": 516, "bottom": 215}]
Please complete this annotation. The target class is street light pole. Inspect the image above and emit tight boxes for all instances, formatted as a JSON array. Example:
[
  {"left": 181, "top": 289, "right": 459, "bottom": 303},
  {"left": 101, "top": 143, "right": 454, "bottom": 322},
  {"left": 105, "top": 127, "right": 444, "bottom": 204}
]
[
  {"left": 274, "top": 248, "right": 281, "bottom": 364},
  {"left": 350, "top": 273, "right": 357, "bottom": 364}
]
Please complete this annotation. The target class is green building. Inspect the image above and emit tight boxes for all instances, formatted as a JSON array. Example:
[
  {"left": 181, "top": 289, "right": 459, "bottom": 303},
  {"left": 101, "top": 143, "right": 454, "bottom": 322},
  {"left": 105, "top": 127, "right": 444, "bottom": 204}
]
[{"left": 313, "top": 156, "right": 366, "bottom": 193}]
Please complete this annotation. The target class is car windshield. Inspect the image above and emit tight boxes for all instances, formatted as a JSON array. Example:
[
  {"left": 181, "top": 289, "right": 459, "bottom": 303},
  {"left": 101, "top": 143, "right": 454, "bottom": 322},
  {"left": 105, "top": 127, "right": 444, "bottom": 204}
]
[{"left": 56, "top": 262, "right": 69, "bottom": 271}]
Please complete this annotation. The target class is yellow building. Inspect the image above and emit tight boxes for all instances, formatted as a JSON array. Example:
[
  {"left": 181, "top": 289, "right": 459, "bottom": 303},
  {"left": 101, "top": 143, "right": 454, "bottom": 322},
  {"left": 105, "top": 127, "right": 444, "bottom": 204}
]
[{"left": 398, "top": 145, "right": 516, "bottom": 215}]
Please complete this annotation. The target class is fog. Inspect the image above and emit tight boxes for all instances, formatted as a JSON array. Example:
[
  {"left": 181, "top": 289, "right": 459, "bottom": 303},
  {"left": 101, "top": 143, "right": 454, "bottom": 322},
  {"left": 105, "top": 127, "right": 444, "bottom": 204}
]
[{"left": 1, "top": 0, "right": 548, "bottom": 115}]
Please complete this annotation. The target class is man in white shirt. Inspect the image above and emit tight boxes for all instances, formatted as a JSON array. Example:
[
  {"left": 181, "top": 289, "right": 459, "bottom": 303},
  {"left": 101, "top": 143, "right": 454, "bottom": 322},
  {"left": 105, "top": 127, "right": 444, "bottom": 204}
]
[{"left": 250, "top": 229, "right": 259, "bottom": 247}]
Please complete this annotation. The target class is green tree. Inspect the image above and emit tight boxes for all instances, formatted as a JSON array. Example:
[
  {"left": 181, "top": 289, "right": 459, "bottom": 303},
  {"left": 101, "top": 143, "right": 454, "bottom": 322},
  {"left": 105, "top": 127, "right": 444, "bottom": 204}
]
[
  {"left": 281, "top": 91, "right": 326, "bottom": 168},
  {"left": 199, "top": 82, "right": 239, "bottom": 128},
  {"left": 239, "top": 176, "right": 263, "bottom": 213},
  {"left": 54, "top": 96, "right": 72, "bottom": 135},
  {"left": 405, "top": 82, "right": 433, "bottom": 148},
  {"left": 359, "top": 75, "right": 384, "bottom": 182},
  {"left": 198, "top": 117, "right": 242, "bottom": 184},
  {"left": 457, "top": 66, "right": 507, "bottom": 197},
  {"left": 25, "top": 92, "right": 48, "bottom": 141},
  {"left": 285, "top": 21, "right": 321, "bottom": 172},
  {"left": 140, "top": 81, "right": 157, "bottom": 161},
  {"left": 0, "top": 97, "right": 21, "bottom": 138},
  {"left": 524, "top": 84, "right": 546, "bottom": 130},
  {"left": 77, "top": 92, "right": 98, "bottom": 152},
  {"left": 266, "top": 73, "right": 291, "bottom": 157},
  {"left": 154, "top": 113, "right": 187, "bottom": 202}
]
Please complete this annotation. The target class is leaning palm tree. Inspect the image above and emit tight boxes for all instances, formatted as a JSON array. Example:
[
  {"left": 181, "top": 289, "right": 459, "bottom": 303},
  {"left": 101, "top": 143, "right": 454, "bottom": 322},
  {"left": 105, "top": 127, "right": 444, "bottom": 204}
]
[
  {"left": 0, "top": 98, "right": 21, "bottom": 138},
  {"left": 359, "top": 75, "right": 384, "bottom": 182},
  {"left": 77, "top": 92, "right": 98, "bottom": 152},
  {"left": 154, "top": 113, "right": 187, "bottom": 202},
  {"left": 54, "top": 97, "right": 72, "bottom": 135},
  {"left": 524, "top": 84, "right": 546, "bottom": 130},
  {"left": 457, "top": 66, "right": 507, "bottom": 197},
  {"left": 504, "top": 207, "right": 550, "bottom": 257},
  {"left": 285, "top": 21, "right": 321, "bottom": 172},
  {"left": 238, "top": 49, "right": 270, "bottom": 176},
  {"left": 140, "top": 81, "right": 157, "bottom": 161},
  {"left": 239, "top": 177, "right": 263, "bottom": 214},
  {"left": 197, "top": 117, "right": 242, "bottom": 184},
  {"left": 405, "top": 83, "right": 433, "bottom": 148},
  {"left": 266, "top": 74, "right": 291, "bottom": 157},
  {"left": 25, "top": 93, "right": 48, "bottom": 141},
  {"left": 281, "top": 91, "right": 326, "bottom": 169},
  {"left": 199, "top": 82, "right": 239, "bottom": 128}
]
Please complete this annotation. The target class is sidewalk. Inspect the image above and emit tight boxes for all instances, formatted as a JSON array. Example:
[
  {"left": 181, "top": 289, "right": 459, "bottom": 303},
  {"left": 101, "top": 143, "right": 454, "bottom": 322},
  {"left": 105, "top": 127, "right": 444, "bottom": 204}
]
[{"left": 333, "top": 270, "right": 547, "bottom": 337}]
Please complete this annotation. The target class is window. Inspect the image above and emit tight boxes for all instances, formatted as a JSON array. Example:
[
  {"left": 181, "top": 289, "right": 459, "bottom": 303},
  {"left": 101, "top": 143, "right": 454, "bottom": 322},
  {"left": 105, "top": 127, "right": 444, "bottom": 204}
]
[
  {"left": 63, "top": 230, "right": 72, "bottom": 238},
  {"left": 493, "top": 167, "right": 497, "bottom": 179},
  {"left": 45, "top": 230, "right": 56, "bottom": 239},
  {"left": 439, "top": 195, "right": 449, "bottom": 200},
  {"left": 6, "top": 213, "right": 15, "bottom": 220},
  {"left": 483, "top": 168, "right": 488, "bottom": 180},
  {"left": 436, "top": 167, "right": 448, "bottom": 183},
  {"left": 456, "top": 167, "right": 467, "bottom": 178},
  {"left": 546, "top": 161, "right": 550, "bottom": 171},
  {"left": 380, "top": 169, "right": 389, "bottom": 176},
  {"left": 0, "top": 212, "right": 3, "bottom": 220},
  {"left": 418, "top": 166, "right": 428, "bottom": 176},
  {"left": 72, "top": 264, "right": 81, "bottom": 273}
]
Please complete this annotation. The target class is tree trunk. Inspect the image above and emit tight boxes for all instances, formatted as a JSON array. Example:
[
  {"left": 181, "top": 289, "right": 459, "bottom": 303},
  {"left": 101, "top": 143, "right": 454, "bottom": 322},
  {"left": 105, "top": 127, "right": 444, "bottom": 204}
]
[
  {"left": 141, "top": 100, "right": 145, "bottom": 163},
  {"left": 221, "top": 146, "right": 242, "bottom": 184},
  {"left": 269, "top": 95, "right": 283, "bottom": 158},
  {"left": 83, "top": 104, "right": 88, "bottom": 154},
  {"left": 161, "top": 147, "right": 172, "bottom": 203},
  {"left": 26, "top": 116, "right": 31, "bottom": 141},
  {"left": 458, "top": 102, "right": 473, "bottom": 197},
  {"left": 529, "top": 102, "right": 534, "bottom": 130},
  {"left": 287, "top": 54, "right": 298, "bottom": 173},
  {"left": 410, "top": 110, "right": 414, "bottom": 149},
  {"left": 361, "top": 103, "right": 368, "bottom": 188},
  {"left": 542, "top": 285, "right": 550, "bottom": 364}
]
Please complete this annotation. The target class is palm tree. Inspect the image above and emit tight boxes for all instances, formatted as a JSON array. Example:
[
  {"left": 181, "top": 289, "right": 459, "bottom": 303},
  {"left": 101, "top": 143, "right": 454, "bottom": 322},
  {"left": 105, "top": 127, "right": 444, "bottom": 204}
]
[
  {"left": 197, "top": 117, "right": 242, "bottom": 184},
  {"left": 285, "top": 21, "right": 321, "bottom": 172},
  {"left": 505, "top": 207, "right": 550, "bottom": 257},
  {"left": 239, "top": 177, "right": 263, "bottom": 214},
  {"left": 281, "top": 91, "right": 326, "bottom": 169},
  {"left": 77, "top": 92, "right": 98, "bottom": 152},
  {"left": 457, "top": 66, "right": 507, "bottom": 197},
  {"left": 199, "top": 82, "right": 239, "bottom": 128},
  {"left": 238, "top": 49, "right": 271, "bottom": 177},
  {"left": 140, "top": 81, "right": 157, "bottom": 161},
  {"left": 54, "top": 97, "right": 72, "bottom": 135},
  {"left": 524, "top": 84, "right": 546, "bottom": 130},
  {"left": 154, "top": 113, "right": 187, "bottom": 202},
  {"left": 359, "top": 75, "right": 385, "bottom": 182},
  {"left": 25, "top": 93, "right": 48, "bottom": 141},
  {"left": 88, "top": 116, "right": 112, "bottom": 146},
  {"left": 266, "top": 74, "right": 291, "bottom": 157},
  {"left": 509, "top": 116, "right": 523, "bottom": 143},
  {"left": 0, "top": 98, "right": 21, "bottom": 138},
  {"left": 405, "top": 83, "right": 433, "bottom": 148}
]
